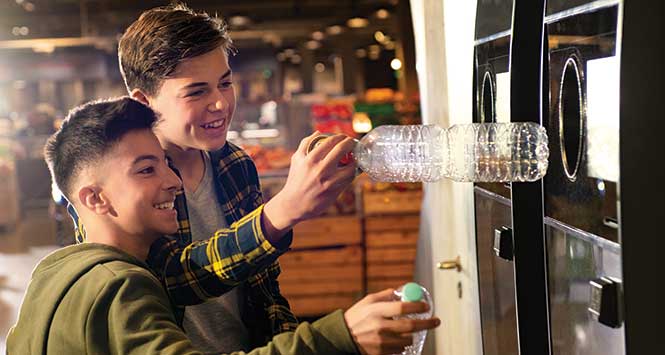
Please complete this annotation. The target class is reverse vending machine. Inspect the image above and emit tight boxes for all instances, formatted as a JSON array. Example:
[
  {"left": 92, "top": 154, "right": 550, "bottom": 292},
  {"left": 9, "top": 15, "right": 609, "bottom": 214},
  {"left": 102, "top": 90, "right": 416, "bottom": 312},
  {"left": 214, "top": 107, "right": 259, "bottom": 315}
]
[{"left": 471, "top": 0, "right": 663, "bottom": 353}]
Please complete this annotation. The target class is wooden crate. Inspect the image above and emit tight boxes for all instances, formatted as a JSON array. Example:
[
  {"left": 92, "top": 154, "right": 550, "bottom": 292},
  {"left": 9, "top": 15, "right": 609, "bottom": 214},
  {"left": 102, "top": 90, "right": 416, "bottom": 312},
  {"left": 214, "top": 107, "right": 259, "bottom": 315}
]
[
  {"left": 364, "top": 215, "right": 420, "bottom": 294},
  {"left": 280, "top": 245, "right": 363, "bottom": 316},
  {"left": 363, "top": 190, "right": 423, "bottom": 216},
  {"left": 292, "top": 216, "right": 362, "bottom": 249}
]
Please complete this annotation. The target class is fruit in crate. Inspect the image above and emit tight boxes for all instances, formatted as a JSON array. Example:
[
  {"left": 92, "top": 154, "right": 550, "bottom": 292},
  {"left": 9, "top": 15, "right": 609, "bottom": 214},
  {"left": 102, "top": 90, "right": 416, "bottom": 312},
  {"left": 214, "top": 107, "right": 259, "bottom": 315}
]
[{"left": 243, "top": 145, "right": 294, "bottom": 173}]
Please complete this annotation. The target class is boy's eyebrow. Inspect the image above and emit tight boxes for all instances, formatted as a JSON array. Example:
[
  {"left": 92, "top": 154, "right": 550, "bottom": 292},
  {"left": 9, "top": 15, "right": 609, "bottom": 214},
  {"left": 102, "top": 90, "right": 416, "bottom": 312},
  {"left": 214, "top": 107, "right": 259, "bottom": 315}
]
[
  {"left": 132, "top": 154, "right": 160, "bottom": 165},
  {"left": 180, "top": 70, "right": 233, "bottom": 90}
]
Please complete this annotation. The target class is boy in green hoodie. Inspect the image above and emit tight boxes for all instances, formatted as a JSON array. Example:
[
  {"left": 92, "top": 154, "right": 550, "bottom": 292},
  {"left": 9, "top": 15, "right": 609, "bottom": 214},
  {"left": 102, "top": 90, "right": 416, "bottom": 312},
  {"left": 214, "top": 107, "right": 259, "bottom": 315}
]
[{"left": 7, "top": 97, "right": 439, "bottom": 355}]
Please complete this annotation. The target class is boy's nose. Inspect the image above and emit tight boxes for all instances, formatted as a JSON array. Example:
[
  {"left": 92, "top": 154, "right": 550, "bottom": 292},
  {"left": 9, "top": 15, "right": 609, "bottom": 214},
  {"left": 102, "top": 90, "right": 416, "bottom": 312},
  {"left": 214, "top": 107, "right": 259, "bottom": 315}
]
[{"left": 163, "top": 166, "right": 183, "bottom": 192}]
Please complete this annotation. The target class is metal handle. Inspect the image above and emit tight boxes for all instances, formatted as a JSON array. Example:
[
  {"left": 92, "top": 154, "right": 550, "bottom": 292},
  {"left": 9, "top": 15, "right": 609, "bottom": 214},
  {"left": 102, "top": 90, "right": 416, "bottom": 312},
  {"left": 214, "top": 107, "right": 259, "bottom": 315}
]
[{"left": 437, "top": 256, "right": 462, "bottom": 272}]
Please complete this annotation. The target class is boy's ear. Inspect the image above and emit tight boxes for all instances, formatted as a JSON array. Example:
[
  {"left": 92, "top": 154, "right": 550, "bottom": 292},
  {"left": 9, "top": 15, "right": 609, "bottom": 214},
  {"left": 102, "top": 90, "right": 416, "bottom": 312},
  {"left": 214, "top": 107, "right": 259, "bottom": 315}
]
[
  {"left": 78, "top": 185, "right": 112, "bottom": 215},
  {"left": 130, "top": 89, "right": 150, "bottom": 106}
]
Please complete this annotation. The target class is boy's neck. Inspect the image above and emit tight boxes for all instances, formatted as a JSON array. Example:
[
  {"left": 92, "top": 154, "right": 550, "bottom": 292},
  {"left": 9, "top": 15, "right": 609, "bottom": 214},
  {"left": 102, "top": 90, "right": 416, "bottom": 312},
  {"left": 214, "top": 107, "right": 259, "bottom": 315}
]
[
  {"left": 161, "top": 143, "right": 205, "bottom": 193},
  {"left": 84, "top": 223, "right": 154, "bottom": 261}
]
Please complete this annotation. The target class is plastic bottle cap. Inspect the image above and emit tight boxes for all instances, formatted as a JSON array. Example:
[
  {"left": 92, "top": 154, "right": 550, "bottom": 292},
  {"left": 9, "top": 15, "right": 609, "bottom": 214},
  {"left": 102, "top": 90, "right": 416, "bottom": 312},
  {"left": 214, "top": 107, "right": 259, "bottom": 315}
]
[{"left": 401, "top": 282, "right": 423, "bottom": 302}]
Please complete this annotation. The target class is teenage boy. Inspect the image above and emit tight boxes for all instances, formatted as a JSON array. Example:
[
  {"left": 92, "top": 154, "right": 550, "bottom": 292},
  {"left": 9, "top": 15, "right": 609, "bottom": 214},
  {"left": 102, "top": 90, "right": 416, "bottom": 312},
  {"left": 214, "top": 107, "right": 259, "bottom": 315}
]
[
  {"left": 81, "top": 3, "right": 365, "bottom": 353},
  {"left": 7, "top": 97, "right": 440, "bottom": 355}
]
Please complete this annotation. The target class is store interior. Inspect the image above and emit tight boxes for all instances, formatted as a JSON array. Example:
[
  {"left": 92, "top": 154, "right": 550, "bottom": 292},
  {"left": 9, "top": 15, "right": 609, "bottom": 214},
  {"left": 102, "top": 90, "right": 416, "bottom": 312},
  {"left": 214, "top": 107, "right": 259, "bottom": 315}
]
[
  {"left": 1, "top": 0, "right": 662, "bottom": 354},
  {"left": 0, "top": 0, "right": 427, "bottom": 353}
]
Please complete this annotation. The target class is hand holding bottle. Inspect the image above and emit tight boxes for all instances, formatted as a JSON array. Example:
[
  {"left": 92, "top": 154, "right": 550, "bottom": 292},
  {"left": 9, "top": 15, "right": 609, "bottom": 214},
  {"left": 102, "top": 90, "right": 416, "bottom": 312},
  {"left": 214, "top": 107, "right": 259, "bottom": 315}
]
[{"left": 344, "top": 288, "right": 441, "bottom": 355}]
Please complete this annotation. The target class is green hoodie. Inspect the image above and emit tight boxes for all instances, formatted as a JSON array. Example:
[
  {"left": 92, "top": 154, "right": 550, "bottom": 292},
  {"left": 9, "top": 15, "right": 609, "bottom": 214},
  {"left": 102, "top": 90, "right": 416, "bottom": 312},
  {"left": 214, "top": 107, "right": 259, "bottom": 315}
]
[{"left": 6, "top": 243, "right": 358, "bottom": 355}]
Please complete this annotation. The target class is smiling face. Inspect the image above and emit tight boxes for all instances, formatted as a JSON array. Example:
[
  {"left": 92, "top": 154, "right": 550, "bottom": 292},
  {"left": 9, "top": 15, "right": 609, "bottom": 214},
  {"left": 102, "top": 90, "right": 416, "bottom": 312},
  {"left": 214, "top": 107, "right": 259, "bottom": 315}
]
[
  {"left": 146, "top": 47, "right": 235, "bottom": 153},
  {"left": 97, "top": 129, "right": 182, "bottom": 240}
]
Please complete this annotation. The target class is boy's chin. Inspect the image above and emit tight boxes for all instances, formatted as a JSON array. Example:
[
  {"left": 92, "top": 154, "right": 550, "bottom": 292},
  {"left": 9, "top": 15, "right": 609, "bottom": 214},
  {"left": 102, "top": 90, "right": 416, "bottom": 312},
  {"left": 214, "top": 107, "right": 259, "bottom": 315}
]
[{"left": 196, "top": 136, "right": 228, "bottom": 151}]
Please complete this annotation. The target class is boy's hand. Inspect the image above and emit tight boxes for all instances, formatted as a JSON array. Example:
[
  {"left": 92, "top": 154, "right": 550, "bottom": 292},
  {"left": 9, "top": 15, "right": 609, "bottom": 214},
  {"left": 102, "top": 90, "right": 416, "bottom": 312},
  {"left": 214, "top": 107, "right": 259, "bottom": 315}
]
[
  {"left": 263, "top": 131, "right": 357, "bottom": 237},
  {"left": 344, "top": 289, "right": 441, "bottom": 355}
]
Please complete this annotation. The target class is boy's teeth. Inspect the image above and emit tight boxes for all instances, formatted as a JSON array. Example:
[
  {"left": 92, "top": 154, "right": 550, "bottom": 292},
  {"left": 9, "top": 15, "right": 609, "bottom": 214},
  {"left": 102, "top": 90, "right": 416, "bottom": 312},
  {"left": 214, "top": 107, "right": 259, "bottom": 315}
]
[
  {"left": 203, "top": 120, "right": 223, "bottom": 129},
  {"left": 154, "top": 202, "right": 174, "bottom": 210}
]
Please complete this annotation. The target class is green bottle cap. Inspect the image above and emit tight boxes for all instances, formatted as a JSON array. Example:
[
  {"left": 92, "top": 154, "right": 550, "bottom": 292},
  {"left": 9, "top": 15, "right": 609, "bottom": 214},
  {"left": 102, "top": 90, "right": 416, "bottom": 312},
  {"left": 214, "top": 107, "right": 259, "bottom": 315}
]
[{"left": 401, "top": 282, "right": 423, "bottom": 302}]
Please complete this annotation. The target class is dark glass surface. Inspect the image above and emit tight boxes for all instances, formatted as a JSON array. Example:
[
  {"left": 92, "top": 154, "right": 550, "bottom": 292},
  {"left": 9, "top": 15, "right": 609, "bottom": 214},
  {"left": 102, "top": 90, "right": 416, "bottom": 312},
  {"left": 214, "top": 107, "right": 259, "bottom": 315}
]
[
  {"left": 475, "top": 0, "right": 514, "bottom": 40},
  {"left": 545, "top": 218, "right": 625, "bottom": 355},
  {"left": 474, "top": 188, "right": 518, "bottom": 355},
  {"left": 544, "top": 6, "right": 619, "bottom": 242},
  {"left": 474, "top": 36, "right": 511, "bottom": 198},
  {"left": 547, "top": 0, "right": 620, "bottom": 17}
]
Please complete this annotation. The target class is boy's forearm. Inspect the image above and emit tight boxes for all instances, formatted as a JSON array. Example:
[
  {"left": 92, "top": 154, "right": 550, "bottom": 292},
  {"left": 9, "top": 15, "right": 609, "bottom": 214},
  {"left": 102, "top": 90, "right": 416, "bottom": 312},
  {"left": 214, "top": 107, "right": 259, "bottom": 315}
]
[
  {"left": 148, "top": 204, "right": 292, "bottom": 306},
  {"left": 261, "top": 192, "right": 299, "bottom": 243}
]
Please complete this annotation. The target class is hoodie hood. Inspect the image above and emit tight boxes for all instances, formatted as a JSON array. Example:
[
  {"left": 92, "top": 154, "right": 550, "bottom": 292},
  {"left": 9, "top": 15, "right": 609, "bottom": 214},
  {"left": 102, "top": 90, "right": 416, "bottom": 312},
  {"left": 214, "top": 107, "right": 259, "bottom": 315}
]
[{"left": 6, "top": 243, "right": 146, "bottom": 354}]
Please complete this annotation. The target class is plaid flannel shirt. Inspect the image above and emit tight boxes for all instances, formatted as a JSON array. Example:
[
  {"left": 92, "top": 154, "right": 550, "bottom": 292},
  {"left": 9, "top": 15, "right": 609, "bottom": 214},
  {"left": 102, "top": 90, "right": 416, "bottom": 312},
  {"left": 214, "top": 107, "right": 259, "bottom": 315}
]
[{"left": 70, "top": 141, "right": 298, "bottom": 347}]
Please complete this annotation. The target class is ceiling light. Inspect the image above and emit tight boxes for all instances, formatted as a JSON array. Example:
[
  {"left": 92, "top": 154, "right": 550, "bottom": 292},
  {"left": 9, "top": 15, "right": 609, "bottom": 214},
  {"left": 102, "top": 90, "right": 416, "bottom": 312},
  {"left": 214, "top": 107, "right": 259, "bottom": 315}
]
[
  {"left": 19, "top": 26, "right": 29, "bottom": 36},
  {"left": 305, "top": 40, "right": 321, "bottom": 50},
  {"left": 325, "top": 25, "right": 344, "bottom": 36},
  {"left": 375, "top": 8, "right": 390, "bottom": 19},
  {"left": 23, "top": 2, "right": 35, "bottom": 11},
  {"left": 290, "top": 54, "right": 302, "bottom": 64},
  {"left": 346, "top": 16, "right": 369, "bottom": 28},
  {"left": 352, "top": 112, "right": 372, "bottom": 133},
  {"left": 384, "top": 41, "right": 396, "bottom": 50},
  {"left": 355, "top": 48, "right": 367, "bottom": 58},
  {"left": 12, "top": 27, "right": 21, "bottom": 36},
  {"left": 311, "top": 31, "right": 325, "bottom": 41},
  {"left": 229, "top": 15, "right": 252, "bottom": 27},
  {"left": 368, "top": 51, "right": 380, "bottom": 60},
  {"left": 314, "top": 62, "right": 326, "bottom": 73},
  {"left": 283, "top": 48, "right": 296, "bottom": 57},
  {"left": 390, "top": 58, "right": 402, "bottom": 70},
  {"left": 374, "top": 31, "right": 386, "bottom": 43},
  {"left": 276, "top": 52, "right": 287, "bottom": 62}
]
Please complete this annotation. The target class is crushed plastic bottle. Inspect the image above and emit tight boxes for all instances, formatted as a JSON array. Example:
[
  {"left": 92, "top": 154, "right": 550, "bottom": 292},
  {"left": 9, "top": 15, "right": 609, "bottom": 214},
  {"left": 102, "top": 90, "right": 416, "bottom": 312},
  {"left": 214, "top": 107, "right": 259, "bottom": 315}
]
[
  {"left": 394, "top": 282, "right": 433, "bottom": 355},
  {"left": 351, "top": 122, "right": 549, "bottom": 182}
]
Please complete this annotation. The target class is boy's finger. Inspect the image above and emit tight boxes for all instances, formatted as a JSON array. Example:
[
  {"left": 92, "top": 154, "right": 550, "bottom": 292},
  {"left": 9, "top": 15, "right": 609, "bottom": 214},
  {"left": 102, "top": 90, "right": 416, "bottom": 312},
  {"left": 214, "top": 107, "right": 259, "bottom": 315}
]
[
  {"left": 374, "top": 301, "right": 430, "bottom": 318},
  {"left": 296, "top": 131, "right": 321, "bottom": 155},
  {"left": 307, "top": 134, "right": 346, "bottom": 162},
  {"left": 384, "top": 317, "right": 441, "bottom": 334},
  {"left": 322, "top": 137, "right": 357, "bottom": 173},
  {"left": 362, "top": 288, "right": 398, "bottom": 304}
]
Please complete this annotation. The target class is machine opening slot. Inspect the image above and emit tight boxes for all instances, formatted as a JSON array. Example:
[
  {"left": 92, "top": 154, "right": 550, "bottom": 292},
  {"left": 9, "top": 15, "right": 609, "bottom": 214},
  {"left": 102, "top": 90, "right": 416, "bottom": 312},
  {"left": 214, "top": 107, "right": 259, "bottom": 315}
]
[
  {"left": 559, "top": 56, "right": 585, "bottom": 181},
  {"left": 481, "top": 71, "right": 495, "bottom": 123}
]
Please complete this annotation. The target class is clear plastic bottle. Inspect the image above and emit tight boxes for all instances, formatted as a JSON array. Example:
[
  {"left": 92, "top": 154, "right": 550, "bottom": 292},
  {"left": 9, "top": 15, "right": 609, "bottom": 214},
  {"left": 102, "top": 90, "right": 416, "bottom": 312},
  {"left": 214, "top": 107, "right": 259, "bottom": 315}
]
[
  {"left": 351, "top": 122, "right": 549, "bottom": 182},
  {"left": 394, "top": 282, "right": 433, "bottom": 355}
]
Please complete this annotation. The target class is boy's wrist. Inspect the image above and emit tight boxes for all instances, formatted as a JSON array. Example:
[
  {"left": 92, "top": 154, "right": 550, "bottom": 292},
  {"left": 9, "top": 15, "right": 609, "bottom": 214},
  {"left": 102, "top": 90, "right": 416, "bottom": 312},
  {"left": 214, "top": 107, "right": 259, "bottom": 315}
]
[{"left": 262, "top": 192, "right": 299, "bottom": 239}]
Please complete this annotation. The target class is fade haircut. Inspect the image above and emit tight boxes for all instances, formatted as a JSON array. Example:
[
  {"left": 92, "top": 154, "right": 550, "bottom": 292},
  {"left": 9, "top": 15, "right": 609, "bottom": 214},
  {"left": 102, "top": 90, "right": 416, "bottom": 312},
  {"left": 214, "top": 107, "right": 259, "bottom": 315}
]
[
  {"left": 44, "top": 97, "right": 157, "bottom": 201},
  {"left": 118, "top": 2, "right": 234, "bottom": 96}
]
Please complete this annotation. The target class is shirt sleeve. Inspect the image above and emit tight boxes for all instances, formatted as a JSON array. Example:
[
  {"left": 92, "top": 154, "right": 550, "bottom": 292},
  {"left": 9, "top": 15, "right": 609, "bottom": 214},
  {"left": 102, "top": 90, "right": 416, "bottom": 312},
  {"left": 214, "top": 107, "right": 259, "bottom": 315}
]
[
  {"left": 146, "top": 204, "right": 293, "bottom": 306},
  {"left": 96, "top": 271, "right": 357, "bottom": 355}
]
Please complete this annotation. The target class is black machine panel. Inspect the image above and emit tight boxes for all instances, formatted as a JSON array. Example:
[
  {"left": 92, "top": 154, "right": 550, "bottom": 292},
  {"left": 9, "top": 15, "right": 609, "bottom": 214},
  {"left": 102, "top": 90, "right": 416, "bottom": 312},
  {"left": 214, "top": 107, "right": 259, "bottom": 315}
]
[
  {"left": 544, "top": 2, "right": 625, "bottom": 354},
  {"left": 475, "top": 0, "right": 514, "bottom": 40},
  {"left": 473, "top": 1, "right": 517, "bottom": 354},
  {"left": 545, "top": 218, "right": 625, "bottom": 354},
  {"left": 475, "top": 188, "right": 518, "bottom": 355},
  {"left": 544, "top": 4, "right": 620, "bottom": 242},
  {"left": 474, "top": 0, "right": 513, "bottom": 199}
]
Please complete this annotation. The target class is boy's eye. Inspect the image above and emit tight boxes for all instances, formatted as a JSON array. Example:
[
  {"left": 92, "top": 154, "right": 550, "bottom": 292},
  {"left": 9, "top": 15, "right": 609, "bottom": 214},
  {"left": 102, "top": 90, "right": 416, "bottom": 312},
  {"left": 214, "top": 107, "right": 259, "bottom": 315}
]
[
  {"left": 188, "top": 90, "right": 204, "bottom": 97},
  {"left": 219, "top": 81, "right": 233, "bottom": 89},
  {"left": 138, "top": 167, "right": 155, "bottom": 175}
]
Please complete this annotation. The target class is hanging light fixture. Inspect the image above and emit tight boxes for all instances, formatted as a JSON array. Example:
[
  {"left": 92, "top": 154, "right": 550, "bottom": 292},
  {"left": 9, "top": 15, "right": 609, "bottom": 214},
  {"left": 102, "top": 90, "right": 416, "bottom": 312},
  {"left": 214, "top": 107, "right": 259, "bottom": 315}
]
[
  {"left": 228, "top": 14, "right": 252, "bottom": 27},
  {"left": 346, "top": 16, "right": 369, "bottom": 28},
  {"left": 375, "top": 8, "right": 390, "bottom": 19},
  {"left": 305, "top": 40, "right": 322, "bottom": 50},
  {"left": 325, "top": 24, "right": 344, "bottom": 35},
  {"left": 311, "top": 31, "right": 325, "bottom": 41}
]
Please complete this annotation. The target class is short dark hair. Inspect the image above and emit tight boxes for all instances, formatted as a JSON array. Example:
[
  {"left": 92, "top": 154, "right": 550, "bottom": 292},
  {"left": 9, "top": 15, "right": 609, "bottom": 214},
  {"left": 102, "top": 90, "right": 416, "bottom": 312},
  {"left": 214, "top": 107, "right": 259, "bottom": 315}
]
[
  {"left": 118, "top": 2, "right": 233, "bottom": 96},
  {"left": 44, "top": 97, "right": 157, "bottom": 201}
]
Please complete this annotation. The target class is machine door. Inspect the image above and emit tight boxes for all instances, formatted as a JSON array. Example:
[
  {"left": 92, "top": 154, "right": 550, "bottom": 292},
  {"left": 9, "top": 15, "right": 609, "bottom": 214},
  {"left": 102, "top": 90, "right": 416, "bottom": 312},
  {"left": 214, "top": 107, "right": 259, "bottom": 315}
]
[
  {"left": 544, "top": 1, "right": 626, "bottom": 354},
  {"left": 472, "top": 1, "right": 517, "bottom": 354}
]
